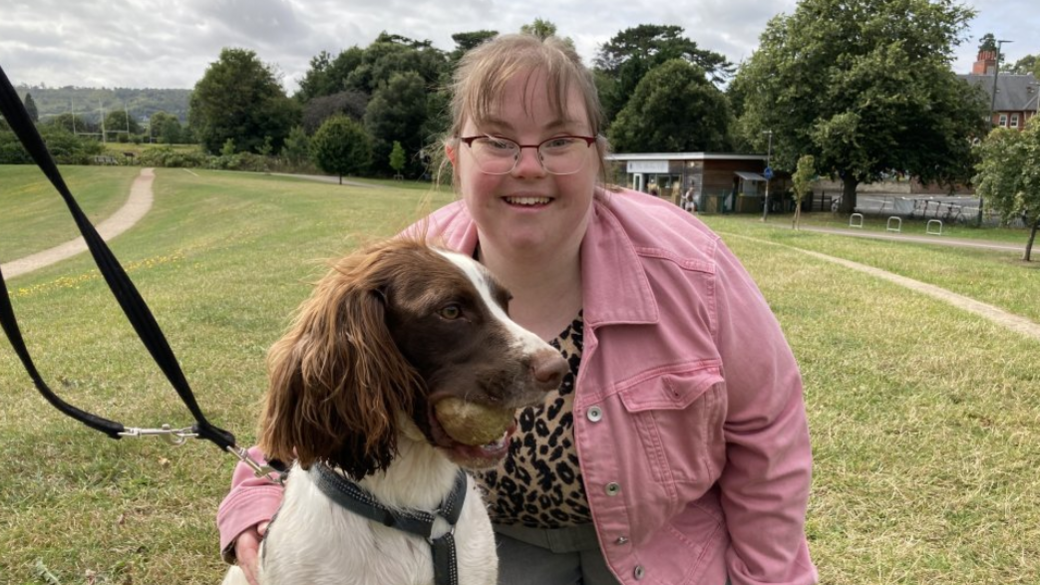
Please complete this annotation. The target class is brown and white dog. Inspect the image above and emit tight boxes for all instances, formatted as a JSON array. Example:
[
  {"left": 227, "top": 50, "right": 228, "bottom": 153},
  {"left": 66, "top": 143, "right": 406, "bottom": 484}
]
[{"left": 222, "top": 238, "right": 567, "bottom": 585}]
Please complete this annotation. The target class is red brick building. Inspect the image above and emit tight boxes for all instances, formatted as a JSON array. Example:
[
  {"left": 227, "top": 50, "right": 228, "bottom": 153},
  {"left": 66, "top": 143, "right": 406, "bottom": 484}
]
[{"left": 961, "top": 50, "right": 1039, "bottom": 130}]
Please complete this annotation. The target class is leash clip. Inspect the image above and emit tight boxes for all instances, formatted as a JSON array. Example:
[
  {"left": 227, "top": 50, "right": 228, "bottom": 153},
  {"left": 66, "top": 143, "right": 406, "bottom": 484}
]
[
  {"left": 227, "top": 445, "right": 284, "bottom": 485},
  {"left": 118, "top": 424, "right": 198, "bottom": 446}
]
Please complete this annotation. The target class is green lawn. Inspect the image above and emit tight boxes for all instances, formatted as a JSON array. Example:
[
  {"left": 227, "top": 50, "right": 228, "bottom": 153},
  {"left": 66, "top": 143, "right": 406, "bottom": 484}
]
[
  {"left": 0, "top": 168, "right": 1037, "bottom": 584},
  {"left": 0, "top": 165, "right": 141, "bottom": 261}
]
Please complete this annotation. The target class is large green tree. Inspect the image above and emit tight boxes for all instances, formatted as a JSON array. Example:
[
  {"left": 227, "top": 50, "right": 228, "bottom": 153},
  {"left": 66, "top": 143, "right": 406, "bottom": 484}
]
[
  {"left": 733, "top": 0, "right": 989, "bottom": 214},
  {"left": 311, "top": 114, "right": 372, "bottom": 183},
  {"left": 594, "top": 24, "right": 732, "bottom": 124},
  {"left": 189, "top": 48, "right": 301, "bottom": 154},
  {"left": 973, "top": 120, "right": 1040, "bottom": 261},
  {"left": 608, "top": 59, "right": 731, "bottom": 153},
  {"left": 364, "top": 71, "right": 428, "bottom": 176}
]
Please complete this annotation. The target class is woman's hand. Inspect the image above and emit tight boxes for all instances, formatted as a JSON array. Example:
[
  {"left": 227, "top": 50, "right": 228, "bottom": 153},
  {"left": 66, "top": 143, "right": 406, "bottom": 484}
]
[{"left": 234, "top": 521, "right": 269, "bottom": 585}]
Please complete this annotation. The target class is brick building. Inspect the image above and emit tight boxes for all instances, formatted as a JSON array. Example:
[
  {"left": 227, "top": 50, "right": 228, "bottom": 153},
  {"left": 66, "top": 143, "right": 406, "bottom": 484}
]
[{"left": 960, "top": 50, "right": 1039, "bottom": 130}]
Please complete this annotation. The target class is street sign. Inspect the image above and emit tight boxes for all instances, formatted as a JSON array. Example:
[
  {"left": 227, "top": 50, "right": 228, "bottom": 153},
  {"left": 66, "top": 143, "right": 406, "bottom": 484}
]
[{"left": 763, "top": 166, "right": 774, "bottom": 180}]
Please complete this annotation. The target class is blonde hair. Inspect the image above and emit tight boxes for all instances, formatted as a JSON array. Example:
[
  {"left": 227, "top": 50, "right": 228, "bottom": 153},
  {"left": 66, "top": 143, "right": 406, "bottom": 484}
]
[{"left": 440, "top": 34, "right": 611, "bottom": 187}]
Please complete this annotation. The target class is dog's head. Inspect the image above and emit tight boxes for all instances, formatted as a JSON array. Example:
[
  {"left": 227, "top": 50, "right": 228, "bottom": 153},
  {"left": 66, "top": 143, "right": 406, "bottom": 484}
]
[{"left": 258, "top": 238, "right": 567, "bottom": 480}]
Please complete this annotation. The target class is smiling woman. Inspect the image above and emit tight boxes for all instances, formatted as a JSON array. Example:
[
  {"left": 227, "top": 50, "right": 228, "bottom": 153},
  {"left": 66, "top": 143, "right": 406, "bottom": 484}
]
[{"left": 219, "top": 33, "right": 817, "bottom": 585}]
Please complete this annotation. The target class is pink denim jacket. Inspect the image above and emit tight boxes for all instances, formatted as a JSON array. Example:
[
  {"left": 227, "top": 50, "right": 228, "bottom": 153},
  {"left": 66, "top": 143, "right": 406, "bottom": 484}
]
[{"left": 218, "top": 188, "right": 818, "bottom": 585}]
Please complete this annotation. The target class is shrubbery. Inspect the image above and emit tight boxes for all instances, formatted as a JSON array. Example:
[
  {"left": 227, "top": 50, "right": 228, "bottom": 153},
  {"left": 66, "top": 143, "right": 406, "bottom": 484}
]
[{"left": 0, "top": 127, "right": 104, "bottom": 165}]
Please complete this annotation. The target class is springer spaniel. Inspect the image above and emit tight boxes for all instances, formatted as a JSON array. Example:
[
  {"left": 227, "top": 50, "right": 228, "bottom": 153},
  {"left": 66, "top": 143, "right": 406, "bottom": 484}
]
[{"left": 222, "top": 238, "right": 568, "bottom": 585}]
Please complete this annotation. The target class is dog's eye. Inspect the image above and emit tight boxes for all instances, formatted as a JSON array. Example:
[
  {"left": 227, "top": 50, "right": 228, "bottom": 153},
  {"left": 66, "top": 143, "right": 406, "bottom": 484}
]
[{"left": 438, "top": 304, "right": 462, "bottom": 320}]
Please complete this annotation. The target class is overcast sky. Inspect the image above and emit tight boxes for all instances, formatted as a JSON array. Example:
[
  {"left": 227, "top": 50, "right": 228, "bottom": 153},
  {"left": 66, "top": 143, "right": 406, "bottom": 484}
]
[{"left": 0, "top": 0, "right": 1036, "bottom": 94}]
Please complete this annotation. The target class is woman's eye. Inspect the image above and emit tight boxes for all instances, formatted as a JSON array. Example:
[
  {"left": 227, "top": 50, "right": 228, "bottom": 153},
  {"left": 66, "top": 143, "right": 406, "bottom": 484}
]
[{"left": 438, "top": 304, "right": 462, "bottom": 320}]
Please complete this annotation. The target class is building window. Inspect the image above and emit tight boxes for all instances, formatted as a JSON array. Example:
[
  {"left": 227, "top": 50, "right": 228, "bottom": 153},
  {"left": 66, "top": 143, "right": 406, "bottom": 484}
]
[
  {"left": 999, "top": 113, "right": 1008, "bottom": 127},
  {"left": 1011, "top": 113, "right": 1020, "bottom": 128}
]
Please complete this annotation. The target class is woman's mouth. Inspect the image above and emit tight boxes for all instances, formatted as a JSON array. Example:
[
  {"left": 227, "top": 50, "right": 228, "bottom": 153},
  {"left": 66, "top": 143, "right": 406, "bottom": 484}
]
[{"left": 504, "top": 196, "right": 551, "bottom": 206}]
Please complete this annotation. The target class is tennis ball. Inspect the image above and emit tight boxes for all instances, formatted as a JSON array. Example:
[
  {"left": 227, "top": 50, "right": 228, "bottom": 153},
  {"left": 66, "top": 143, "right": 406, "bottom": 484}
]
[{"left": 434, "top": 398, "right": 515, "bottom": 446}]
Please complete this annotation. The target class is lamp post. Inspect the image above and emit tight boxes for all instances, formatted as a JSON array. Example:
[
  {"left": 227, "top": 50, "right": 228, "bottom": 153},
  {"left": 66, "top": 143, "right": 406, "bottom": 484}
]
[
  {"left": 761, "top": 130, "right": 773, "bottom": 221},
  {"left": 990, "top": 39, "right": 1013, "bottom": 127}
]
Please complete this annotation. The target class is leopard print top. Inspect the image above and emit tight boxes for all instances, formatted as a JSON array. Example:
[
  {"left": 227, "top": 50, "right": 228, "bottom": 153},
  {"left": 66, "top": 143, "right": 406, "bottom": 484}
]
[{"left": 473, "top": 312, "right": 591, "bottom": 528}]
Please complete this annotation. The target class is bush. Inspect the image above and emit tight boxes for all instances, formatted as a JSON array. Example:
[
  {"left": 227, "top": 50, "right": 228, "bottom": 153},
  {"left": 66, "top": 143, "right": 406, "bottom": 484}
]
[
  {"left": 136, "top": 146, "right": 209, "bottom": 168},
  {"left": 0, "top": 127, "right": 106, "bottom": 165}
]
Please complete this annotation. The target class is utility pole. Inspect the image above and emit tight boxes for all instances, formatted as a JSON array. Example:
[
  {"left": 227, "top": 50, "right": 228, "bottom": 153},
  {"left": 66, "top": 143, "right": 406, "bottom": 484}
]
[
  {"left": 990, "top": 39, "right": 1013, "bottom": 127},
  {"left": 761, "top": 130, "right": 773, "bottom": 221}
]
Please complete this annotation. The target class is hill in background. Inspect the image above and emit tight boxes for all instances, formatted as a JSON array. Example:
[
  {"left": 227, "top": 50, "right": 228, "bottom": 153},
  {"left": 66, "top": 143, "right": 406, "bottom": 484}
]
[{"left": 15, "top": 85, "right": 192, "bottom": 124}]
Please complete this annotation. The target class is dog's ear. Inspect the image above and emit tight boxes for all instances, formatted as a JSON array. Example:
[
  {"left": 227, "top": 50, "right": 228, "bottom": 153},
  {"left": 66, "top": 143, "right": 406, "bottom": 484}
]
[{"left": 258, "top": 250, "right": 421, "bottom": 479}]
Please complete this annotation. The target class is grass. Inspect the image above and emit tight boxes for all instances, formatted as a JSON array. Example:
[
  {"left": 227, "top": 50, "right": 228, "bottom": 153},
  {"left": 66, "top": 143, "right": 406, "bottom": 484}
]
[
  {"left": 700, "top": 214, "right": 1040, "bottom": 324},
  {"left": 1, "top": 169, "right": 1038, "bottom": 584},
  {"left": 0, "top": 165, "right": 141, "bottom": 261}
]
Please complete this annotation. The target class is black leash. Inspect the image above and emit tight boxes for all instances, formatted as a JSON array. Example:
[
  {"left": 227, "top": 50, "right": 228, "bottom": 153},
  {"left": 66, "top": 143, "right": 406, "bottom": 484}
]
[
  {"left": 311, "top": 463, "right": 468, "bottom": 585},
  {"left": 0, "top": 63, "right": 270, "bottom": 474}
]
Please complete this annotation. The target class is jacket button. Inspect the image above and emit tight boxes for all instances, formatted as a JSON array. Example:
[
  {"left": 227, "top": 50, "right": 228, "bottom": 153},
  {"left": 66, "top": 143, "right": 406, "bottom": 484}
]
[
  {"left": 605, "top": 482, "right": 621, "bottom": 496},
  {"left": 615, "top": 535, "right": 629, "bottom": 545},
  {"left": 587, "top": 406, "right": 603, "bottom": 422},
  {"left": 633, "top": 565, "right": 646, "bottom": 580}
]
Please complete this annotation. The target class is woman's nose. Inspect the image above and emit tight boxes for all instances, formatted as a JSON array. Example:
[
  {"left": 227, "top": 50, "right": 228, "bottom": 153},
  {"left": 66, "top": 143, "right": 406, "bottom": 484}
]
[{"left": 511, "top": 146, "right": 546, "bottom": 177}]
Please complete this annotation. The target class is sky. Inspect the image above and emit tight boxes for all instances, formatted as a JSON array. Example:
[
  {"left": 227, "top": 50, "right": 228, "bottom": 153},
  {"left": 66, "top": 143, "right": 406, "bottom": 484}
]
[{"left": 0, "top": 0, "right": 1037, "bottom": 95}]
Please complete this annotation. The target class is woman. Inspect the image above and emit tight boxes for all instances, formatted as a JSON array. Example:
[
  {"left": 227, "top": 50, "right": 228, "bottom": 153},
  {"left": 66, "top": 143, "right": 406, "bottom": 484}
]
[{"left": 219, "top": 34, "right": 817, "bottom": 585}]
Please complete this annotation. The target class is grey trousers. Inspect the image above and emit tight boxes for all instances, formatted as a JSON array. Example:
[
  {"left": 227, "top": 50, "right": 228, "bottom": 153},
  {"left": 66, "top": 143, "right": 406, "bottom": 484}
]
[
  {"left": 493, "top": 523, "right": 621, "bottom": 585},
  {"left": 493, "top": 523, "right": 730, "bottom": 585}
]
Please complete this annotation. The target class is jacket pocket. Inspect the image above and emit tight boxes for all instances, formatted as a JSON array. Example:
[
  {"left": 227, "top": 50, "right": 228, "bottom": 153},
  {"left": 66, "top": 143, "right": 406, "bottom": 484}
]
[{"left": 617, "top": 362, "right": 726, "bottom": 487}]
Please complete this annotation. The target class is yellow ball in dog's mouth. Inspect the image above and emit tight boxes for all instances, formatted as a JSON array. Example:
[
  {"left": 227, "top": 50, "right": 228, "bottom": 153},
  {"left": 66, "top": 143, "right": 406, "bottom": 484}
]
[{"left": 434, "top": 398, "right": 516, "bottom": 446}]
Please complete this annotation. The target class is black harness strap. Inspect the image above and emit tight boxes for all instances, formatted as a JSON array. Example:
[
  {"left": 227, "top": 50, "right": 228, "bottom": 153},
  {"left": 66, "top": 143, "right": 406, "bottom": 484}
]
[
  {"left": 311, "top": 463, "right": 468, "bottom": 585},
  {"left": 0, "top": 63, "right": 235, "bottom": 452}
]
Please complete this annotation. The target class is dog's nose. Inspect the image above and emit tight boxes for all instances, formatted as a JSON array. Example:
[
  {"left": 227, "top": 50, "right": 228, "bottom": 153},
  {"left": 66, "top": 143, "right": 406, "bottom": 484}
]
[{"left": 531, "top": 349, "right": 568, "bottom": 392}]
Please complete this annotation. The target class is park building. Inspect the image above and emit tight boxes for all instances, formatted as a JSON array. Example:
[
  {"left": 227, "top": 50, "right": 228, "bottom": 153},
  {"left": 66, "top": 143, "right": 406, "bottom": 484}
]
[{"left": 604, "top": 152, "right": 808, "bottom": 214}]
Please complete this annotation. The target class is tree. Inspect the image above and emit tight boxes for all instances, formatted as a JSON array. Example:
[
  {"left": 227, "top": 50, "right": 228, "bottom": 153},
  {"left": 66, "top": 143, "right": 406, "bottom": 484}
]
[
  {"left": 389, "top": 140, "right": 406, "bottom": 177},
  {"left": 344, "top": 33, "right": 448, "bottom": 94},
  {"left": 791, "top": 155, "right": 817, "bottom": 230},
  {"left": 520, "top": 18, "right": 557, "bottom": 40},
  {"left": 24, "top": 93, "right": 38, "bottom": 123},
  {"left": 46, "top": 112, "right": 94, "bottom": 135},
  {"left": 302, "top": 89, "right": 368, "bottom": 134},
  {"left": 189, "top": 47, "right": 301, "bottom": 154},
  {"left": 363, "top": 71, "right": 428, "bottom": 176},
  {"left": 608, "top": 59, "right": 731, "bottom": 153},
  {"left": 594, "top": 24, "right": 732, "bottom": 123},
  {"left": 311, "top": 114, "right": 372, "bottom": 183},
  {"left": 733, "top": 0, "right": 990, "bottom": 214},
  {"left": 296, "top": 47, "right": 365, "bottom": 102},
  {"left": 973, "top": 120, "right": 1040, "bottom": 261},
  {"left": 150, "top": 111, "right": 182, "bottom": 144},
  {"left": 1009, "top": 54, "right": 1040, "bottom": 77},
  {"left": 282, "top": 125, "right": 310, "bottom": 166},
  {"left": 449, "top": 30, "right": 498, "bottom": 61},
  {"left": 104, "top": 109, "right": 140, "bottom": 137}
]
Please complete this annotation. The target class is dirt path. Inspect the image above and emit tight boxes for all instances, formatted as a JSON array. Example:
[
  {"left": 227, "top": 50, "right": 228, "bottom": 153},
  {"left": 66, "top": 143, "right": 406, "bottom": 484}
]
[
  {"left": 1, "top": 167, "right": 155, "bottom": 279},
  {"left": 723, "top": 232, "right": 1040, "bottom": 343}
]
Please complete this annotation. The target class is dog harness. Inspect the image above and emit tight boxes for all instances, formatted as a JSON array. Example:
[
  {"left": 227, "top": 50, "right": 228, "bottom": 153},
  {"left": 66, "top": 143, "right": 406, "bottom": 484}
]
[{"left": 311, "top": 463, "right": 468, "bottom": 585}]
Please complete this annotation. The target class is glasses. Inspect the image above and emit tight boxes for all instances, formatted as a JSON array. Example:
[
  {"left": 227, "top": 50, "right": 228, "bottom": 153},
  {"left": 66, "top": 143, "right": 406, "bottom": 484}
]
[{"left": 459, "top": 134, "right": 597, "bottom": 175}]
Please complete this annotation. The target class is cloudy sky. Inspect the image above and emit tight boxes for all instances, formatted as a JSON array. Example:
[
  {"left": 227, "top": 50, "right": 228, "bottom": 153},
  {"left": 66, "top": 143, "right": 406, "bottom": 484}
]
[{"left": 0, "top": 0, "right": 1036, "bottom": 94}]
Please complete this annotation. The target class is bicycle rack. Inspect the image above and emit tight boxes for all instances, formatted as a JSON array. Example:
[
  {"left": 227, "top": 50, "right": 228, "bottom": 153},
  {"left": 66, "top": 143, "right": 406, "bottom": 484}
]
[
  {"left": 886, "top": 217, "right": 902, "bottom": 232},
  {"left": 927, "top": 219, "right": 943, "bottom": 235},
  {"left": 849, "top": 213, "right": 864, "bottom": 229}
]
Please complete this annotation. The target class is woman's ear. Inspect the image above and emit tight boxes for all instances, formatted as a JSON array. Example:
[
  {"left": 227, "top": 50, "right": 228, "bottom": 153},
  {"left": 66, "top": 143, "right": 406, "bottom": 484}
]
[{"left": 445, "top": 143, "right": 457, "bottom": 167}]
